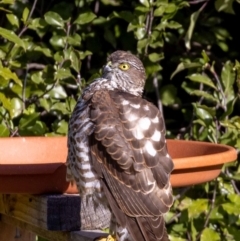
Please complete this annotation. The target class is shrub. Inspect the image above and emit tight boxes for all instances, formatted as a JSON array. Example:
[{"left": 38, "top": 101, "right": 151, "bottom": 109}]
[{"left": 0, "top": 0, "right": 239, "bottom": 240}]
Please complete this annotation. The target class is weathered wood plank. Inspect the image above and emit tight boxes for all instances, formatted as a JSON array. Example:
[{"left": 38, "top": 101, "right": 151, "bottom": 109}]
[
  {"left": 0, "top": 217, "right": 36, "bottom": 241},
  {"left": 0, "top": 194, "right": 111, "bottom": 231},
  {"left": 0, "top": 214, "right": 107, "bottom": 241},
  {"left": 0, "top": 194, "right": 80, "bottom": 231}
]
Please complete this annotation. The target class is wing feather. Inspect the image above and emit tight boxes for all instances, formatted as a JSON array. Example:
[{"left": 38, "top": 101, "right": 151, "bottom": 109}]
[{"left": 90, "top": 90, "right": 174, "bottom": 240}]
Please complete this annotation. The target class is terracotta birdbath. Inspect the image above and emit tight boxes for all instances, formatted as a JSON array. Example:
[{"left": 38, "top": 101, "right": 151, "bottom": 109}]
[{"left": 0, "top": 137, "right": 237, "bottom": 194}]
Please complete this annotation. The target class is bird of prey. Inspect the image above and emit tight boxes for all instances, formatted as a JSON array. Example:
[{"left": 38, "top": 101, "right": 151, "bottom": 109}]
[{"left": 66, "top": 50, "right": 174, "bottom": 241}]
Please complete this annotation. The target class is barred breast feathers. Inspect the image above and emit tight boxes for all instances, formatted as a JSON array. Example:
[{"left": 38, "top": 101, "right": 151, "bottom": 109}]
[{"left": 66, "top": 77, "right": 118, "bottom": 195}]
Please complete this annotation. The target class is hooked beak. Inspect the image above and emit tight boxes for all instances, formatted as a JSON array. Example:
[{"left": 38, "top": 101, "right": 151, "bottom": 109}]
[{"left": 103, "top": 61, "right": 112, "bottom": 75}]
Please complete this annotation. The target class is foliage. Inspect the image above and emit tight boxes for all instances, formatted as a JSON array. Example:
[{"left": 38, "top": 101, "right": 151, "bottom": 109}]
[{"left": 0, "top": 0, "right": 240, "bottom": 240}]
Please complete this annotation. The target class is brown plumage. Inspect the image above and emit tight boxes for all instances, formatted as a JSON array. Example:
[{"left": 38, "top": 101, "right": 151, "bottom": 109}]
[{"left": 67, "top": 50, "right": 174, "bottom": 241}]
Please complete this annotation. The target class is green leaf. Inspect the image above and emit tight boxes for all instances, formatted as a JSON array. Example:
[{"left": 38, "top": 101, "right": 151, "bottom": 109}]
[
  {"left": 137, "top": 39, "right": 148, "bottom": 53},
  {"left": 19, "top": 113, "right": 39, "bottom": 130},
  {"left": 139, "top": 0, "right": 150, "bottom": 7},
  {"left": 67, "top": 33, "right": 81, "bottom": 46},
  {"left": 74, "top": 11, "right": 97, "bottom": 25},
  {"left": 50, "top": 35, "right": 65, "bottom": 48},
  {"left": 200, "top": 228, "right": 221, "bottom": 241},
  {"left": 22, "top": 7, "right": 29, "bottom": 23},
  {"left": 188, "top": 199, "right": 208, "bottom": 219},
  {"left": 190, "top": 90, "right": 218, "bottom": 102},
  {"left": 51, "top": 102, "right": 68, "bottom": 115},
  {"left": 111, "top": 11, "right": 133, "bottom": 22},
  {"left": 171, "top": 62, "right": 202, "bottom": 79},
  {"left": 134, "top": 27, "right": 146, "bottom": 40},
  {"left": 0, "top": 27, "right": 25, "bottom": 50},
  {"left": 0, "top": 124, "right": 10, "bottom": 137},
  {"left": 47, "top": 85, "right": 67, "bottom": 99},
  {"left": 154, "top": 6, "right": 165, "bottom": 17},
  {"left": 55, "top": 120, "right": 68, "bottom": 134},
  {"left": 184, "top": 9, "right": 201, "bottom": 50},
  {"left": 34, "top": 46, "right": 52, "bottom": 57},
  {"left": 10, "top": 97, "right": 23, "bottom": 118},
  {"left": 222, "top": 202, "right": 240, "bottom": 215},
  {"left": 160, "top": 84, "right": 180, "bottom": 106},
  {"left": 187, "top": 74, "right": 217, "bottom": 90},
  {"left": 201, "top": 50, "right": 210, "bottom": 64},
  {"left": 44, "top": 11, "right": 64, "bottom": 28},
  {"left": 220, "top": 97, "right": 237, "bottom": 119},
  {"left": 0, "top": 67, "right": 22, "bottom": 86},
  {"left": 28, "top": 18, "right": 47, "bottom": 30},
  {"left": 228, "top": 193, "right": 240, "bottom": 205},
  {"left": 6, "top": 14, "right": 19, "bottom": 27},
  {"left": 0, "top": 0, "right": 14, "bottom": 4},
  {"left": 70, "top": 51, "right": 81, "bottom": 73},
  {"left": 193, "top": 119, "right": 207, "bottom": 127},
  {"left": 0, "top": 93, "right": 11, "bottom": 112},
  {"left": 31, "top": 71, "right": 44, "bottom": 84},
  {"left": 66, "top": 97, "right": 77, "bottom": 113},
  {"left": 221, "top": 61, "right": 235, "bottom": 100},
  {"left": 169, "top": 236, "right": 187, "bottom": 241},
  {"left": 215, "top": 0, "right": 235, "bottom": 14},
  {"left": 193, "top": 103, "right": 216, "bottom": 120},
  {"left": 148, "top": 52, "right": 164, "bottom": 62},
  {"left": 77, "top": 50, "right": 92, "bottom": 60},
  {"left": 54, "top": 68, "right": 73, "bottom": 80},
  {"left": 165, "top": 3, "right": 177, "bottom": 13}
]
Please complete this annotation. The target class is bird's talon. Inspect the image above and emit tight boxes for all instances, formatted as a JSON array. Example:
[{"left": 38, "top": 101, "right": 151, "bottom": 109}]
[
  {"left": 94, "top": 235, "right": 116, "bottom": 241},
  {"left": 106, "top": 235, "right": 116, "bottom": 241}
]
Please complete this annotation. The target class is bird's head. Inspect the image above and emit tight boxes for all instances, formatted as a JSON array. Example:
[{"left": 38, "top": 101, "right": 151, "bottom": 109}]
[{"left": 102, "top": 50, "right": 146, "bottom": 96}]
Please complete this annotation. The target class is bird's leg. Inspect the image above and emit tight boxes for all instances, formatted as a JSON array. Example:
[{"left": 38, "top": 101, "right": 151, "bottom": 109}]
[
  {"left": 116, "top": 225, "right": 133, "bottom": 241},
  {"left": 94, "top": 215, "right": 117, "bottom": 241}
]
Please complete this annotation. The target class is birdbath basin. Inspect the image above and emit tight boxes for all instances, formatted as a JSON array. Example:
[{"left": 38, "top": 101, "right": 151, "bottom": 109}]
[{"left": 0, "top": 137, "right": 237, "bottom": 194}]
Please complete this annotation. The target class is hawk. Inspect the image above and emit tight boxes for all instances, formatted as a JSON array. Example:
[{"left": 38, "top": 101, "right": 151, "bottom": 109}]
[{"left": 66, "top": 50, "right": 174, "bottom": 241}]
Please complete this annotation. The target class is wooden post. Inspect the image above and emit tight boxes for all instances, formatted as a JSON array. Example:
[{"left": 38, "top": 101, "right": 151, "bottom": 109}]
[
  {"left": 0, "top": 194, "right": 108, "bottom": 241},
  {"left": 0, "top": 217, "right": 36, "bottom": 241}
]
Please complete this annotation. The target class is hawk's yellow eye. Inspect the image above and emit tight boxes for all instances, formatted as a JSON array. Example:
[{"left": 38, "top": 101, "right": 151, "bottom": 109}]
[{"left": 119, "top": 63, "right": 130, "bottom": 71}]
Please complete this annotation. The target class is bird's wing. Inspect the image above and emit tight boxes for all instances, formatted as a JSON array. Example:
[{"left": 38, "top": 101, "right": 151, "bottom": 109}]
[{"left": 89, "top": 90, "right": 174, "bottom": 241}]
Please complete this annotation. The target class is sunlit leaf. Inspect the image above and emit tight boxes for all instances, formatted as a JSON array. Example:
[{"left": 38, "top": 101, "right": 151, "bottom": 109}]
[
  {"left": 0, "top": 67, "right": 22, "bottom": 86},
  {"left": 0, "top": 27, "right": 25, "bottom": 50},
  {"left": 148, "top": 52, "right": 164, "bottom": 62},
  {"left": 74, "top": 11, "right": 97, "bottom": 25},
  {"left": 44, "top": 11, "right": 64, "bottom": 28},
  {"left": 67, "top": 33, "right": 81, "bottom": 46},
  {"left": 154, "top": 6, "right": 165, "bottom": 16},
  {"left": 0, "top": 93, "right": 11, "bottom": 112},
  {"left": 160, "top": 84, "right": 180, "bottom": 106},
  {"left": 139, "top": 0, "right": 150, "bottom": 7},
  {"left": 187, "top": 74, "right": 217, "bottom": 90},
  {"left": 171, "top": 62, "right": 202, "bottom": 79},
  {"left": 10, "top": 97, "right": 23, "bottom": 118},
  {"left": 54, "top": 68, "right": 73, "bottom": 80},
  {"left": 201, "top": 228, "right": 221, "bottom": 241},
  {"left": 184, "top": 9, "right": 201, "bottom": 50},
  {"left": 193, "top": 103, "right": 216, "bottom": 120},
  {"left": 47, "top": 85, "right": 67, "bottom": 99},
  {"left": 188, "top": 199, "right": 208, "bottom": 219},
  {"left": 19, "top": 113, "right": 39, "bottom": 130},
  {"left": 70, "top": 51, "right": 81, "bottom": 73},
  {"left": 221, "top": 61, "right": 235, "bottom": 101},
  {"left": 50, "top": 35, "right": 65, "bottom": 48},
  {"left": 215, "top": 0, "right": 235, "bottom": 14},
  {"left": 22, "top": 7, "right": 29, "bottom": 23},
  {"left": 201, "top": 50, "right": 210, "bottom": 64},
  {"left": 55, "top": 120, "right": 68, "bottom": 134},
  {"left": 0, "top": 124, "right": 10, "bottom": 137},
  {"left": 190, "top": 90, "right": 218, "bottom": 102},
  {"left": 6, "top": 14, "right": 19, "bottom": 27}
]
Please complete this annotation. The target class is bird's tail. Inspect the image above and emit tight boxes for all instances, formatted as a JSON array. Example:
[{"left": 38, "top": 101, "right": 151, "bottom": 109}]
[{"left": 125, "top": 215, "right": 169, "bottom": 241}]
